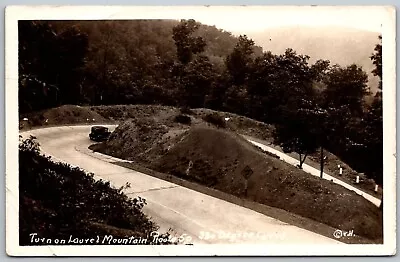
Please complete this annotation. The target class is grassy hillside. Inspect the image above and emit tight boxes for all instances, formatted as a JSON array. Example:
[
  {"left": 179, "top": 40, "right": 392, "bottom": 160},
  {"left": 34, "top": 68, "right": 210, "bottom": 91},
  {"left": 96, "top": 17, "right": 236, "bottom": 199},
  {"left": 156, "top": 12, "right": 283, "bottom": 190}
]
[{"left": 91, "top": 117, "right": 382, "bottom": 241}]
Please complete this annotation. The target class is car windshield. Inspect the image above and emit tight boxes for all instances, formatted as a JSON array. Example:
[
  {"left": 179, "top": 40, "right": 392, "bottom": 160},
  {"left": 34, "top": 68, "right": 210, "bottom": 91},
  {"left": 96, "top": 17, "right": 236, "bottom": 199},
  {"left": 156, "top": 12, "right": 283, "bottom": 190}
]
[{"left": 92, "top": 126, "right": 108, "bottom": 132}]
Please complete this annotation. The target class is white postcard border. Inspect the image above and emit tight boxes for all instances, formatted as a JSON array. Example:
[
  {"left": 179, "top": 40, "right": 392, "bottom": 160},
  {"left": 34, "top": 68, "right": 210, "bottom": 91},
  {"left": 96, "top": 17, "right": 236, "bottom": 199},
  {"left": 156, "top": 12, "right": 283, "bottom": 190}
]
[{"left": 5, "top": 5, "right": 396, "bottom": 256}]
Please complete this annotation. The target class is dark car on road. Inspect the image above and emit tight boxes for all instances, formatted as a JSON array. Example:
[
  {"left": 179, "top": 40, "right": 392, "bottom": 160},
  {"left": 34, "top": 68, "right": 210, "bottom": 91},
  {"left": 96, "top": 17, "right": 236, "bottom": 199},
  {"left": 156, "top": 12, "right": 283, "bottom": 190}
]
[{"left": 89, "top": 126, "right": 111, "bottom": 142}]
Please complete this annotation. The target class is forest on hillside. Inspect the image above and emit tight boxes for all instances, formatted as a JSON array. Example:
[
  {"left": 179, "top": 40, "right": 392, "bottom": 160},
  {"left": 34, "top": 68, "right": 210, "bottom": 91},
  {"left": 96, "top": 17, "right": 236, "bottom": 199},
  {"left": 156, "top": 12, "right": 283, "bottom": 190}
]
[{"left": 18, "top": 19, "right": 383, "bottom": 185}]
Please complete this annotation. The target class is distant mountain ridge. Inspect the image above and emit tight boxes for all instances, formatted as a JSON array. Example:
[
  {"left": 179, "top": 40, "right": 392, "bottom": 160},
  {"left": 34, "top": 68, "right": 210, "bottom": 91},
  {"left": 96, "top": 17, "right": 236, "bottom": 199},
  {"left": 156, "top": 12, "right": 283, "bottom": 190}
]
[{"left": 245, "top": 26, "right": 381, "bottom": 93}]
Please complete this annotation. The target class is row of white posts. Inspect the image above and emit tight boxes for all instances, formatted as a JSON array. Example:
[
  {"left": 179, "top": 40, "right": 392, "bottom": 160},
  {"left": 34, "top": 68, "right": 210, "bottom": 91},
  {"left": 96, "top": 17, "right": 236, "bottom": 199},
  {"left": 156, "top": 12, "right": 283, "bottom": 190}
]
[{"left": 337, "top": 165, "right": 379, "bottom": 193}]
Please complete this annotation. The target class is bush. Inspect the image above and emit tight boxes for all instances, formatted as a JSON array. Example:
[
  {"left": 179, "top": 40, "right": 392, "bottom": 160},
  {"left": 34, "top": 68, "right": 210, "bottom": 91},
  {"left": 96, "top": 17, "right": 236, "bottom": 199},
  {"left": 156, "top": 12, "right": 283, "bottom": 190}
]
[
  {"left": 18, "top": 136, "right": 170, "bottom": 245},
  {"left": 203, "top": 113, "right": 226, "bottom": 128},
  {"left": 179, "top": 106, "right": 193, "bottom": 115},
  {"left": 174, "top": 114, "right": 191, "bottom": 125}
]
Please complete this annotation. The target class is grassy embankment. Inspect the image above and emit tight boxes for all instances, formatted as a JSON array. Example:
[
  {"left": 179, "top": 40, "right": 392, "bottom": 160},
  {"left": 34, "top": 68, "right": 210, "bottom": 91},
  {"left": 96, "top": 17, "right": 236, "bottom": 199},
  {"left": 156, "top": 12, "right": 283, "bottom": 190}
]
[{"left": 87, "top": 109, "right": 383, "bottom": 243}]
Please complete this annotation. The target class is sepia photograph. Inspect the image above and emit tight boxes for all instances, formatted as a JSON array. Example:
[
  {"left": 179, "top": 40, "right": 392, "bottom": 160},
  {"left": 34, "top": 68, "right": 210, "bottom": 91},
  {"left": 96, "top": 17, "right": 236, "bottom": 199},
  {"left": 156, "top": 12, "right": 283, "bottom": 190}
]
[{"left": 5, "top": 5, "right": 396, "bottom": 256}]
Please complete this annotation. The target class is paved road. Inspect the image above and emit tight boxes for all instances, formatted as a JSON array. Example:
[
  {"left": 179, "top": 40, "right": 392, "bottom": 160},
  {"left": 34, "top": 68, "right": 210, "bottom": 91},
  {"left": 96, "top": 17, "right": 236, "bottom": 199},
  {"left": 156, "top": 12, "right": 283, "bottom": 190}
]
[
  {"left": 20, "top": 125, "right": 341, "bottom": 245},
  {"left": 247, "top": 139, "right": 382, "bottom": 207}
]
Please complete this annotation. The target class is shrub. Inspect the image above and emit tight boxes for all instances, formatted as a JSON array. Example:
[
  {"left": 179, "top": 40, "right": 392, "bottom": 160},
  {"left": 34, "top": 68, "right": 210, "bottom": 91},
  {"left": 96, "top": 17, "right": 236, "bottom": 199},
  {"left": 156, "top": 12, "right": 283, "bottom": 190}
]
[
  {"left": 179, "top": 106, "right": 193, "bottom": 115},
  {"left": 174, "top": 114, "right": 191, "bottom": 125},
  {"left": 203, "top": 113, "right": 226, "bottom": 128}
]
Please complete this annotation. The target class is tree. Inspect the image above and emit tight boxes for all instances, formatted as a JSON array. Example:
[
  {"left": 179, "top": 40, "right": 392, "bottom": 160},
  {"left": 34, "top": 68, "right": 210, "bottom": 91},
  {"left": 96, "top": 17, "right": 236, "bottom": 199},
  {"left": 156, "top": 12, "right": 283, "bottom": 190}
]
[
  {"left": 319, "top": 64, "right": 370, "bottom": 176},
  {"left": 273, "top": 99, "right": 320, "bottom": 169},
  {"left": 367, "top": 36, "right": 383, "bottom": 184},
  {"left": 180, "top": 56, "right": 215, "bottom": 108},
  {"left": 54, "top": 25, "right": 88, "bottom": 105},
  {"left": 205, "top": 72, "right": 230, "bottom": 111},
  {"left": 246, "top": 51, "right": 277, "bottom": 121},
  {"left": 18, "top": 21, "right": 88, "bottom": 112},
  {"left": 310, "top": 59, "right": 331, "bottom": 83},
  {"left": 82, "top": 21, "right": 133, "bottom": 105},
  {"left": 172, "top": 19, "right": 206, "bottom": 65},
  {"left": 170, "top": 20, "right": 213, "bottom": 108},
  {"left": 225, "top": 35, "right": 255, "bottom": 86},
  {"left": 247, "top": 49, "right": 314, "bottom": 123},
  {"left": 370, "top": 35, "right": 382, "bottom": 90},
  {"left": 19, "top": 21, "right": 59, "bottom": 112},
  {"left": 362, "top": 96, "right": 383, "bottom": 184},
  {"left": 343, "top": 96, "right": 383, "bottom": 185},
  {"left": 261, "top": 49, "right": 323, "bottom": 168},
  {"left": 323, "top": 64, "right": 369, "bottom": 116},
  {"left": 223, "top": 84, "right": 249, "bottom": 115}
]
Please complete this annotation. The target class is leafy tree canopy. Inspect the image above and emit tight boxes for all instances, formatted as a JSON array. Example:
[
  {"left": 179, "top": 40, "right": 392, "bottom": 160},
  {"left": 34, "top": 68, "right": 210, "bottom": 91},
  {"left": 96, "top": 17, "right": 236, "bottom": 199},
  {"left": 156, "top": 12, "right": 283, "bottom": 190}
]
[{"left": 370, "top": 35, "right": 382, "bottom": 89}]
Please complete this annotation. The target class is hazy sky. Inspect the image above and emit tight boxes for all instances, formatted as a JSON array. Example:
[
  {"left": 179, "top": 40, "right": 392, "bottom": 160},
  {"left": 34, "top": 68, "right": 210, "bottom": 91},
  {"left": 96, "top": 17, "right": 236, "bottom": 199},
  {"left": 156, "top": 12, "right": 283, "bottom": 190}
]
[
  {"left": 181, "top": 6, "right": 386, "bottom": 34},
  {"left": 12, "top": 6, "right": 390, "bottom": 35}
]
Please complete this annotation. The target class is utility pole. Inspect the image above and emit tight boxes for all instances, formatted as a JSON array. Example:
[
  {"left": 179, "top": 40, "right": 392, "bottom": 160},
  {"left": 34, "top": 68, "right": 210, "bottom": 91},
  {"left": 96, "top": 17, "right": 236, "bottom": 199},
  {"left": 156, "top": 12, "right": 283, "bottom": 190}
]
[{"left": 319, "top": 108, "right": 326, "bottom": 179}]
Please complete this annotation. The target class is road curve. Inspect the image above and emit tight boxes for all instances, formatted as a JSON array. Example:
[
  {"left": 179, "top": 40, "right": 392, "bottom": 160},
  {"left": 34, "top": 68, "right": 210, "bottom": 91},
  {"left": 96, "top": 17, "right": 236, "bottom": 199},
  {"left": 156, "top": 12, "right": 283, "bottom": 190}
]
[
  {"left": 247, "top": 139, "right": 381, "bottom": 207},
  {"left": 20, "top": 125, "right": 342, "bottom": 245}
]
